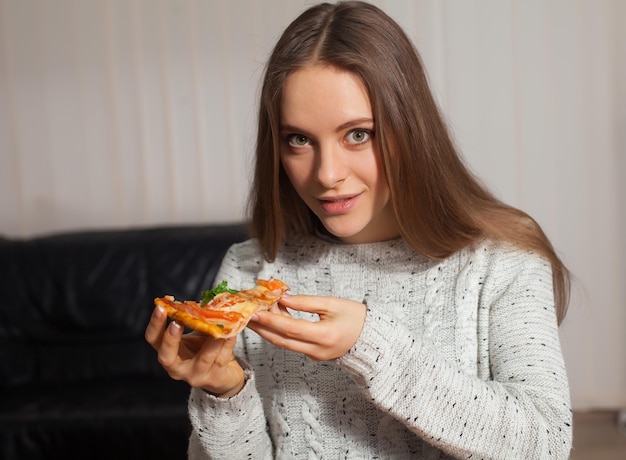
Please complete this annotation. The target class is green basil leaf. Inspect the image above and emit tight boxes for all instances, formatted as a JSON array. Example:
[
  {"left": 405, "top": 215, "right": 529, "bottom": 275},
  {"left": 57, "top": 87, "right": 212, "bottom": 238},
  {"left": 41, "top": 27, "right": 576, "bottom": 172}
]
[{"left": 200, "top": 280, "right": 237, "bottom": 306}]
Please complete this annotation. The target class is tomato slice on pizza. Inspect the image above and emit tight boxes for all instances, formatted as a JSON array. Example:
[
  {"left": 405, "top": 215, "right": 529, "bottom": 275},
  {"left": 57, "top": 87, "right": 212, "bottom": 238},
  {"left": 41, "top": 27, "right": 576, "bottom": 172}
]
[{"left": 154, "top": 278, "right": 289, "bottom": 339}]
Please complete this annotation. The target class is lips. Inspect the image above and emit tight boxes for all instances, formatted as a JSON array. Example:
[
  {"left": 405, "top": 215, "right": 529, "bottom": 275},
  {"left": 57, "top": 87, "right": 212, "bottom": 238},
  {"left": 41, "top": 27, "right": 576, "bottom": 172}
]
[{"left": 318, "top": 194, "right": 361, "bottom": 215}]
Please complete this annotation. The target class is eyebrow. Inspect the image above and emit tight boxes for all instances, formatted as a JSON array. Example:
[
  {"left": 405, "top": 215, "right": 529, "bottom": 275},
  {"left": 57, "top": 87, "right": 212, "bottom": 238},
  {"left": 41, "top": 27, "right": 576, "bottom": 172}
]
[{"left": 279, "top": 117, "right": 375, "bottom": 135}]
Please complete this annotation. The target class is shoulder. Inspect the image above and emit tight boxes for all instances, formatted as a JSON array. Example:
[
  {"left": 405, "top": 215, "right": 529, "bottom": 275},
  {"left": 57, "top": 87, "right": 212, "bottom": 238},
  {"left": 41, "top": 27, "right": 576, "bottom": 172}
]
[
  {"left": 466, "top": 238, "right": 554, "bottom": 302},
  {"left": 467, "top": 238, "right": 550, "bottom": 272}
]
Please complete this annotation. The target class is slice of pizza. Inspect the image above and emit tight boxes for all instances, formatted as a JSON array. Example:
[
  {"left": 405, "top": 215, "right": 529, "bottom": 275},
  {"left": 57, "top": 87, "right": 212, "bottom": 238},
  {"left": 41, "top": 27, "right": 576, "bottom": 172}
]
[{"left": 154, "top": 278, "right": 289, "bottom": 339}]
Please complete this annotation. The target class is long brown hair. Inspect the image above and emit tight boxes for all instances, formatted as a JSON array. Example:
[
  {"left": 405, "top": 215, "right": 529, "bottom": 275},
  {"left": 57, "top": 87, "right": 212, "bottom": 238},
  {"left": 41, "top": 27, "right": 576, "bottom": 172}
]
[{"left": 248, "top": 1, "right": 569, "bottom": 323}]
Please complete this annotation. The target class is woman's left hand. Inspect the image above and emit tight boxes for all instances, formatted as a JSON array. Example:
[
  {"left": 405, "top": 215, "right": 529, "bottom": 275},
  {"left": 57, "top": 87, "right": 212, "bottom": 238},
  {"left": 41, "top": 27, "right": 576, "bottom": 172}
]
[{"left": 247, "top": 294, "right": 366, "bottom": 361}]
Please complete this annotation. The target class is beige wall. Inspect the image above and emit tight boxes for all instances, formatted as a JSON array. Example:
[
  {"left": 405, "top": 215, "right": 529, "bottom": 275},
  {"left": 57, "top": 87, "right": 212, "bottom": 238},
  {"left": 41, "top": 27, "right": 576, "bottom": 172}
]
[{"left": 1, "top": 0, "right": 624, "bottom": 411}]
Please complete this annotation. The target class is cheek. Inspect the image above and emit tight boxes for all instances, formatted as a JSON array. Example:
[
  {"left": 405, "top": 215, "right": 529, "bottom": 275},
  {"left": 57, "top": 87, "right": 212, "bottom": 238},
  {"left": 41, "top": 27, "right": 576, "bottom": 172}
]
[
  {"left": 280, "top": 156, "right": 310, "bottom": 190},
  {"left": 366, "top": 157, "right": 392, "bottom": 204},
  {"left": 360, "top": 155, "right": 386, "bottom": 187},
  {"left": 374, "top": 176, "right": 391, "bottom": 207}
]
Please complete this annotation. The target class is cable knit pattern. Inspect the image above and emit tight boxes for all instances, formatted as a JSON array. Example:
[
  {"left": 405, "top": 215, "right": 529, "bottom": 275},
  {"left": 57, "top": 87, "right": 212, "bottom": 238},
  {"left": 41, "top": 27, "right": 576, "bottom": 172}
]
[
  {"left": 187, "top": 235, "right": 572, "bottom": 459},
  {"left": 423, "top": 263, "right": 443, "bottom": 342},
  {"left": 267, "top": 345, "right": 291, "bottom": 459},
  {"left": 300, "top": 356, "right": 324, "bottom": 459},
  {"left": 335, "top": 386, "right": 369, "bottom": 459},
  {"left": 454, "top": 248, "right": 480, "bottom": 376}
]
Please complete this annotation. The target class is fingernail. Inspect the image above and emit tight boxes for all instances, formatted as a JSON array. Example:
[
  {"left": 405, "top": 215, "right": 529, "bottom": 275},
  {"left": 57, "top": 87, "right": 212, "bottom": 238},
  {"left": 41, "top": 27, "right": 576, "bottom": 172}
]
[
  {"left": 168, "top": 321, "right": 182, "bottom": 335},
  {"left": 154, "top": 305, "right": 165, "bottom": 318}
]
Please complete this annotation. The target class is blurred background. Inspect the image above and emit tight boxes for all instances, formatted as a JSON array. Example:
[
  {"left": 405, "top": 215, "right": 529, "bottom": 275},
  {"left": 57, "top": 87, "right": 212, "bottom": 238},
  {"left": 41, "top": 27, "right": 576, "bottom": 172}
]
[{"left": 0, "top": 0, "right": 624, "bottom": 421}]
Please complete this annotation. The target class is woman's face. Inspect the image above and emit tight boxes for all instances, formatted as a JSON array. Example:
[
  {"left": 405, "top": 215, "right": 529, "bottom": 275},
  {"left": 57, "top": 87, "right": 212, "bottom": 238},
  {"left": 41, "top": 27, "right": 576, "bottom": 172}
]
[{"left": 279, "top": 64, "right": 399, "bottom": 244}]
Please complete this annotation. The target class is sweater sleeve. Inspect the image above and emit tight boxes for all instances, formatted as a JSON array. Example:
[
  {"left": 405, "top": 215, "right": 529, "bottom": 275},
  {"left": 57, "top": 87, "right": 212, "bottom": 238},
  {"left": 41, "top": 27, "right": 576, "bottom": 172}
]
[
  {"left": 187, "top": 365, "right": 272, "bottom": 460},
  {"left": 335, "top": 250, "right": 572, "bottom": 459},
  {"left": 187, "top": 241, "right": 273, "bottom": 459}
]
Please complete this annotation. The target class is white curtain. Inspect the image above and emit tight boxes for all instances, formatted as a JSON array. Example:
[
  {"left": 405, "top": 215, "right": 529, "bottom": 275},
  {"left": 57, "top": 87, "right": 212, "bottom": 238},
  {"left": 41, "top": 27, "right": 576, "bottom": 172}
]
[{"left": 1, "top": 0, "right": 624, "bottom": 411}]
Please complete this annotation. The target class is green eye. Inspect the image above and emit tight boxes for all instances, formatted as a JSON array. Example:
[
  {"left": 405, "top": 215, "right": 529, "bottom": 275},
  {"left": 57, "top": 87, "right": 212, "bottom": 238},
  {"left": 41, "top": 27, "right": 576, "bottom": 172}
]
[
  {"left": 346, "top": 129, "right": 371, "bottom": 144},
  {"left": 288, "top": 134, "right": 310, "bottom": 147}
]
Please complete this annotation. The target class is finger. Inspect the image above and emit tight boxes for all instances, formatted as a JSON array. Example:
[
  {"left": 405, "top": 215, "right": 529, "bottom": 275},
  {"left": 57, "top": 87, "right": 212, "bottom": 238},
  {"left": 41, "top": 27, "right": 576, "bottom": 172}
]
[
  {"left": 190, "top": 337, "right": 243, "bottom": 393},
  {"left": 249, "top": 311, "right": 320, "bottom": 343},
  {"left": 194, "top": 336, "right": 234, "bottom": 371},
  {"left": 279, "top": 294, "right": 329, "bottom": 315},
  {"left": 249, "top": 318, "right": 327, "bottom": 358},
  {"left": 214, "top": 337, "right": 238, "bottom": 367},
  {"left": 145, "top": 305, "right": 168, "bottom": 349},
  {"left": 267, "top": 302, "right": 293, "bottom": 317},
  {"left": 157, "top": 321, "right": 185, "bottom": 370}
]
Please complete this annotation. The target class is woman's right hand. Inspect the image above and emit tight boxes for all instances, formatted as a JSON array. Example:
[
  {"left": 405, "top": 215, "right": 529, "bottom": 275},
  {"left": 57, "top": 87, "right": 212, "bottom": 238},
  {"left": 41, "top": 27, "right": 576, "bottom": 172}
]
[{"left": 144, "top": 305, "right": 245, "bottom": 398}]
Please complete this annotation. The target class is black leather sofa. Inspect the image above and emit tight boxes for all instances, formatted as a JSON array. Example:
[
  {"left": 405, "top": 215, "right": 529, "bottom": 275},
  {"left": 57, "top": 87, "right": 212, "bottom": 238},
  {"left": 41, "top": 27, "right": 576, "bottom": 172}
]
[{"left": 0, "top": 223, "right": 249, "bottom": 460}]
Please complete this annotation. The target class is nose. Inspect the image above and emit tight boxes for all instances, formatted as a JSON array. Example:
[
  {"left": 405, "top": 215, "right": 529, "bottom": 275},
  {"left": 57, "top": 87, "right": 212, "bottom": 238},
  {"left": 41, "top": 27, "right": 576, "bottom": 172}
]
[{"left": 315, "top": 142, "right": 348, "bottom": 188}]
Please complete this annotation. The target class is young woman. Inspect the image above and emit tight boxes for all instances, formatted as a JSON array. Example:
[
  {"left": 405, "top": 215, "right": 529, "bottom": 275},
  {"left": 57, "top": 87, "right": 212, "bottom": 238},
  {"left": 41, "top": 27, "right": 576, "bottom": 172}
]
[{"left": 145, "top": 2, "right": 572, "bottom": 458}]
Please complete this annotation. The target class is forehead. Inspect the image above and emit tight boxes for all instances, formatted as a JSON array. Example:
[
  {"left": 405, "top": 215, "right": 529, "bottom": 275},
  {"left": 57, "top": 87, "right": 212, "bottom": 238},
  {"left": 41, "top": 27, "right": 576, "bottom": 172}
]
[{"left": 280, "top": 65, "right": 372, "bottom": 128}]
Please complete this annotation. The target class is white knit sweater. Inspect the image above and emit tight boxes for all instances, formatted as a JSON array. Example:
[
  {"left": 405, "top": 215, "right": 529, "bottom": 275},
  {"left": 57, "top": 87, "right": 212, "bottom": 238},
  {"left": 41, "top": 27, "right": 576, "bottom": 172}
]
[{"left": 187, "top": 235, "right": 572, "bottom": 459}]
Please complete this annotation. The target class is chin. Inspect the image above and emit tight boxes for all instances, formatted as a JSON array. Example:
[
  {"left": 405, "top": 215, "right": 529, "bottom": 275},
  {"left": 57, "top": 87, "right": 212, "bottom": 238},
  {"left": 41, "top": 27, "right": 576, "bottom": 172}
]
[
  {"left": 320, "top": 223, "right": 360, "bottom": 240},
  {"left": 325, "top": 226, "right": 371, "bottom": 243}
]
